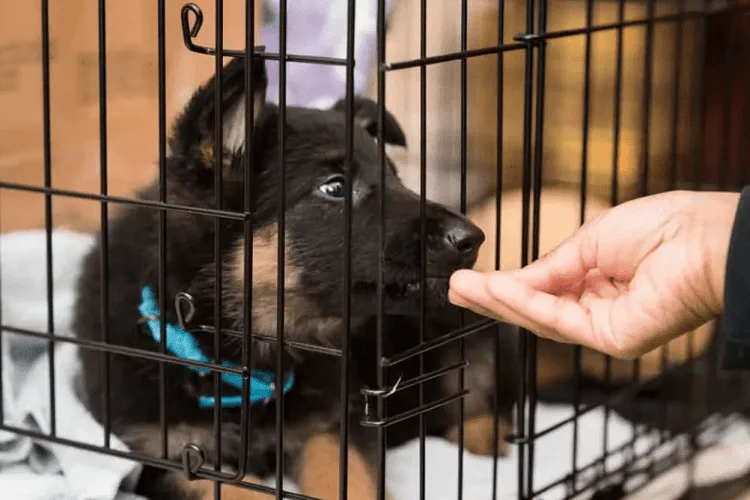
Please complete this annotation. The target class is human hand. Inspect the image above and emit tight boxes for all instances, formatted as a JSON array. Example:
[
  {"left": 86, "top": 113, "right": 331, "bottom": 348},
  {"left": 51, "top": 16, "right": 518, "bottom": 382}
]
[{"left": 448, "top": 190, "right": 740, "bottom": 359}]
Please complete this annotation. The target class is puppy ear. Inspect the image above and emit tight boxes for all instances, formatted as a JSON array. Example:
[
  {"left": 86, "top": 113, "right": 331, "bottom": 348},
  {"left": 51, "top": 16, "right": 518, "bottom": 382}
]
[
  {"left": 170, "top": 55, "right": 268, "bottom": 166},
  {"left": 331, "top": 97, "right": 407, "bottom": 148}
]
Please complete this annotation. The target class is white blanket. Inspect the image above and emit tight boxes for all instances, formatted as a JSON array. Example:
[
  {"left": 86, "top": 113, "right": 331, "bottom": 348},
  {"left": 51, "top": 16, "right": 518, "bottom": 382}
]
[
  {"left": 0, "top": 229, "right": 749, "bottom": 500},
  {"left": 0, "top": 230, "right": 143, "bottom": 500}
]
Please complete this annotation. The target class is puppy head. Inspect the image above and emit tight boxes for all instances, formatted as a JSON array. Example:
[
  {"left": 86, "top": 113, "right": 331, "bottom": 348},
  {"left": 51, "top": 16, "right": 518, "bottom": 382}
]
[{"left": 166, "top": 56, "right": 484, "bottom": 348}]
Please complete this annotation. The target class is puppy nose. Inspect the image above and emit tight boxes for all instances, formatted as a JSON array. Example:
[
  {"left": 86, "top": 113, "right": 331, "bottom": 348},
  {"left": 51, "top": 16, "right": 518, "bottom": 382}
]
[{"left": 443, "top": 219, "right": 485, "bottom": 259}]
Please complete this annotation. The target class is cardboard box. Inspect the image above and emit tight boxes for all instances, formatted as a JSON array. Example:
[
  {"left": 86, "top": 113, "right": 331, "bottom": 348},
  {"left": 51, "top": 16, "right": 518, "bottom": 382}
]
[
  {"left": 375, "top": 0, "right": 704, "bottom": 209},
  {"left": 0, "top": 0, "right": 262, "bottom": 234}
]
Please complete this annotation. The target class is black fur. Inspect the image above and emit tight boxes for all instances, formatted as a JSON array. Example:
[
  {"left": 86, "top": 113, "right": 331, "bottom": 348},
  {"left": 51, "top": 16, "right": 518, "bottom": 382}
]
[{"left": 73, "top": 55, "right": 519, "bottom": 499}]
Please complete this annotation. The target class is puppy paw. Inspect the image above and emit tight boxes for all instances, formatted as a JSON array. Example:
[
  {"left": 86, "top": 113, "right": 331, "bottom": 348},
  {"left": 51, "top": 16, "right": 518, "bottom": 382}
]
[
  {"left": 199, "top": 477, "right": 275, "bottom": 500},
  {"left": 299, "top": 433, "right": 387, "bottom": 500},
  {"left": 444, "top": 414, "right": 512, "bottom": 457}
]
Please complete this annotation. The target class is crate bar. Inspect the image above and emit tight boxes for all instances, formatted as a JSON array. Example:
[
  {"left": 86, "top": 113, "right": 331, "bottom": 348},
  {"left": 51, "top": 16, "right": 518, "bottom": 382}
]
[
  {"left": 362, "top": 391, "right": 470, "bottom": 429},
  {"left": 685, "top": 0, "right": 708, "bottom": 484},
  {"left": 457, "top": 0, "right": 469, "bottom": 497},
  {"left": 382, "top": 318, "right": 497, "bottom": 367},
  {"left": 516, "top": 0, "right": 536, "bottom": 493},
  {"left": 0, "top": 325, "right": 246, "bottom": 374},
  {"left": 528, "top": 360, "right": 690, "bottom": 442},
  {"left": 186, "top": 42, "right": 350, "bottom": 66},
  {"left": 256, "top": 51, "right": 347, "bottom": 66},
  {"left": 602, "top": 0, "right": 626, "bottom": 476},
  {"left": 492, "top": 0, "right": 507, "bottom": 498},
  {"left": 547, "top": 409, "right": 749, "bottom": 500},
  {"left": 698, "top": 2, "right": 738, "bottom": 479},
  {"left": 373, "top": 362, "right": 470, "bottom": 398},
  {"left": 0, "top": 187, "right": 3, "bottom": 427},
  {"left": 240, "top": 0, "right": 258, "bottom": 483},
  {"left": 40, "top": 0, "right": 57, "bottom": 439},
  {"left": 386, "top": 43, "right": 526, "bottom": 71},
  {"left": 418, "top": 0, "right": 428, "bottom": 496},
  {"left": 514, "top": 7, "right": 747, "bottom": 44},
  {"left": 384, "top": 7, "right": 750, "bottom": 73},
  {"left": 719, "top": 6, "right": 734, "bottom": 192},
  {"left": 668, "top": 1, "right": 685, "bottom": 193},
  {"left": 96, "top": 0, "right": 112, "bottom": 450},
  {"left": 742, "top": 91, "right": 750, "bottom": 191},
  {"left": 659, "top": 0, "right": 688, "bottom": 448},
  {"left": 629, "top": 0, "right": 656, "bottom": 480},
  {"left": 0, "top": 422, "right": 319, "bottom": 500},
  {"left": 275, "top": 0, "right": 289, "bottom": 497},
  {"left": 572, "top": 0, "right": 594, "bottom": 484},
  {"left": 532, "top": 426, "right": 664, "bottom": 498},
  {"left": 0, "top": 194, "right": 3, "bottom": 424},
  {"left": 213, "top": 0, "right": 225, "bottom": 493},
  {"left": 157, "top": 0, "right": 170, "bottom": 462},
  {"left": 376, "top": 0, "right": 388, "bottom": 497},
  {"left": 0, "top": 182, "right": 250, "bottom": 220},
  {"left": 5, "top": 321, "right": 339, "bottom": 362},
  {"left": 197, "top": 325, "right": 344, "bottom": 356},
  {"left": 339, "top": 0, "right": 356, "bottom": 497},
  {"left": 526, "top": 0, "right": 549, "bottom": 491},
  {"left": 640, "top": 0, "right": 656, "bottom": 196}
]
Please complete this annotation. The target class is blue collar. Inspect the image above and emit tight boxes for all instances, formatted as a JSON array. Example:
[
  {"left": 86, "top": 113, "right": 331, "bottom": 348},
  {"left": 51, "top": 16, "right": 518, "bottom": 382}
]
[{"left": 138, "top": 285, "right": 294, "bottom": 409}]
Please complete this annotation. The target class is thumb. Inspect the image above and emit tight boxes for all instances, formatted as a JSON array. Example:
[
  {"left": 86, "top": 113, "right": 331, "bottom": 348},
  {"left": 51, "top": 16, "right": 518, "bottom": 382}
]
[
  {"left": 508, "top": 226, "right": 593, "bottom": 293},
  {"left": 450, "top": 270, "right": 594, "bottom": 346}
]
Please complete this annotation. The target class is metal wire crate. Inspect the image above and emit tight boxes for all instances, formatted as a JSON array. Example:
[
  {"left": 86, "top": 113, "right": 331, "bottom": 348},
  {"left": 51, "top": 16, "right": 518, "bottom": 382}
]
[{"left": 1, "top": 0, "right": 750, "bottom": 499}]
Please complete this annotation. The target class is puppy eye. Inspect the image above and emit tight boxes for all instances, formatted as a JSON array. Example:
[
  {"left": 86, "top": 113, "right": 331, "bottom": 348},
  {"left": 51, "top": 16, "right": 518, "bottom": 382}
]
[{"left": 318, "top": 175, "right": 346, "bottom": 199}]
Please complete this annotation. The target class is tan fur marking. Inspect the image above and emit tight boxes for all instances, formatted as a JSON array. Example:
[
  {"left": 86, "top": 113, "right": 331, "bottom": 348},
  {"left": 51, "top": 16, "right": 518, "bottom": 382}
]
[
  {"left": 298, "top": 433, "right": 386, "bottom": 500},
  {"left": 200, "top": 140, "right": 214, "bottom": 165},
  {"left": 121, "top": 423, "right": 273, "bottom": 500},
  {"left": 176, "top": 474, "right": 274, "bottom": 500},
  {"left": 120, "top": 423, "right": 217, "bottom": 461},
  {"left": 225, "top": 223, "right": 356, "bottom": 347},
  {"left": 241, "top": 223, "right": 301, "bottom": 291},
  {"left": 445, "top": 414, "right": 511, "bottom": 457}
]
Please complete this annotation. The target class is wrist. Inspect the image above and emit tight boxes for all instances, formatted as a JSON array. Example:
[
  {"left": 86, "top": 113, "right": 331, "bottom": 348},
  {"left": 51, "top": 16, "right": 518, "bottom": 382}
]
[{"left": 699, "top": 191, "right": 741, "bottom": 315}]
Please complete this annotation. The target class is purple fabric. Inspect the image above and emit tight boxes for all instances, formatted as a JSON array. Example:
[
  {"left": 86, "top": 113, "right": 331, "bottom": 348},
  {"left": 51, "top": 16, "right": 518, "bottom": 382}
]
[{"left": 260, "top": 0, "right": 394, "bottom": 109}]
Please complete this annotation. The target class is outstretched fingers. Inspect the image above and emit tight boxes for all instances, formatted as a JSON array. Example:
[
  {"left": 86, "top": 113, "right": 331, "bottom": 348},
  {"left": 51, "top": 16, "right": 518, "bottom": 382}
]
[{"left": 450, "top": 271, "right": 594, "bottom": 346}]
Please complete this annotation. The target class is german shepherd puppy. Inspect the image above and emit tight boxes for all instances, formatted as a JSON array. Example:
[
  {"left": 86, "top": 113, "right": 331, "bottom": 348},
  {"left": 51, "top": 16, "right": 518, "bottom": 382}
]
[{"left": 73, "top": 55, "right": 519, "bottom": 500}]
